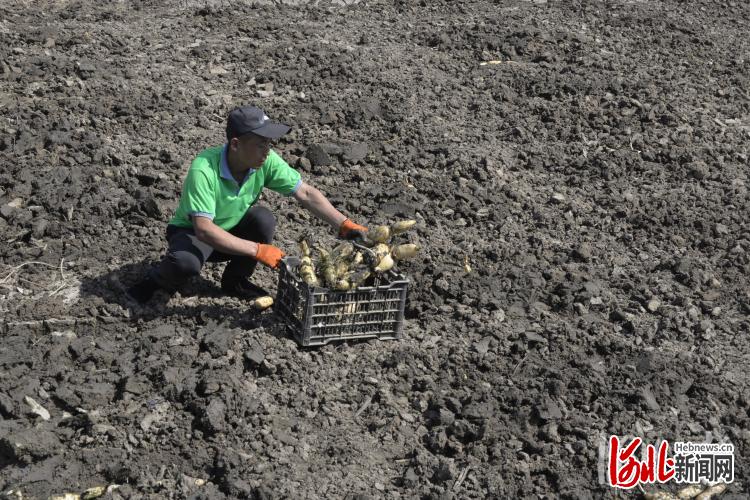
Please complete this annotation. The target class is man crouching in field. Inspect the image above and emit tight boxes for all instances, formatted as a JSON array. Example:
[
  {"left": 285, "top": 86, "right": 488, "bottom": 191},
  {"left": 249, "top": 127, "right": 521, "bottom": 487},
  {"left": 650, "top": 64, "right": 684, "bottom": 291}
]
[{"left": 127, "top": 105, "right": 367, "bottom": 303}]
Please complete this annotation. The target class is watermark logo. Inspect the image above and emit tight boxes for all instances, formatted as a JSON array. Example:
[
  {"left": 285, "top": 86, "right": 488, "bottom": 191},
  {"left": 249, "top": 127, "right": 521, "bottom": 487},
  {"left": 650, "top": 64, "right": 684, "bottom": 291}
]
[
  {"left": 604, "top": 436, "right": 734, "bottom": 489},
  {"left": 672, "top": 442, "right": 734, "bottom": 484}
]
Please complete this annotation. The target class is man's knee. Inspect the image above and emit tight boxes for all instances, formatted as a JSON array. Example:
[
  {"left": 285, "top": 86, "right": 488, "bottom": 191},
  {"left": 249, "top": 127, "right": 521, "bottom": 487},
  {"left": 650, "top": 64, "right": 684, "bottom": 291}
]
[
  {"left": 161, "top": 250, "right": 203, "bottom": 283},
  {"left": 169, "top": 250, "right": 203, "bottom": 276},
  {"left": 152, "top": 246, "right": 205, "bottom": 291}
]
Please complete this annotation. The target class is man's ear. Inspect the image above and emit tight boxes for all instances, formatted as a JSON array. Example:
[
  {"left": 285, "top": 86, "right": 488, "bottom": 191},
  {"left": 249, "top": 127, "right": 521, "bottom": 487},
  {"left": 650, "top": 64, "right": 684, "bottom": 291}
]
[{"left": 228, "top": 137, "right": 240, "bottom": 151}]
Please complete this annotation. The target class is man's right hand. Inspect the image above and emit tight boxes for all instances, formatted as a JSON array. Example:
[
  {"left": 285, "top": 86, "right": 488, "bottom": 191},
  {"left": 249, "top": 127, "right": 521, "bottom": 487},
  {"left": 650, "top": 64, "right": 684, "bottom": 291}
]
[
  {"left": 255, "top": 244, "right": 285, "bottom": 269},
  {"left": 338, "top": 219, "right": 368, "bottom": 241}
]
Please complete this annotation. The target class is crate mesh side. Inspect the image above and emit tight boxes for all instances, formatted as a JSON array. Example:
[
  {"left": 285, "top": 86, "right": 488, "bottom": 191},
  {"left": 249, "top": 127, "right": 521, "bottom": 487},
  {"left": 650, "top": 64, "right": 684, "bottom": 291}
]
[
  {"left": 275, "top": 261, "right": 307, "bottom": 334},
  {"left": 307, "top": 286, "right": 404, "bottom": 341},
  {"left": 276, "top": 258, "right": 407, "bottom": 346}
]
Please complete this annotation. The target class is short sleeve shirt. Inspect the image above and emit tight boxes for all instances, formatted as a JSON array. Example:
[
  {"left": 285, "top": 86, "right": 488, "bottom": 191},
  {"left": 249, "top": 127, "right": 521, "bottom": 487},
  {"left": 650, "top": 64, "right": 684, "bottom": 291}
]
[{"left": 168, "top": 145, "right": 302, "bottom": 230}]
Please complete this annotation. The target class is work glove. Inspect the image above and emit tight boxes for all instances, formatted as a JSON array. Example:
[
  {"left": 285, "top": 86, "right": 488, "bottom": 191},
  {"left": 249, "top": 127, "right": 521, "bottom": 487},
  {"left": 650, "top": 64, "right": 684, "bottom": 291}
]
[
  {"left": 255, "top": 243, "right": 285, "bottom": 269},
  {"left": 338, "top": 218, "right": 368, "bottom": 241}
]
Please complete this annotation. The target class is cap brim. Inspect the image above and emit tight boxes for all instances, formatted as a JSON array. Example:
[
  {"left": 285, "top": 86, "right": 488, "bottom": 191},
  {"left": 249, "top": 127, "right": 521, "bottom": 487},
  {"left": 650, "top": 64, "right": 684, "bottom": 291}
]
[{"left": 252, "top": 122, "right": 291, "bottom": 140}]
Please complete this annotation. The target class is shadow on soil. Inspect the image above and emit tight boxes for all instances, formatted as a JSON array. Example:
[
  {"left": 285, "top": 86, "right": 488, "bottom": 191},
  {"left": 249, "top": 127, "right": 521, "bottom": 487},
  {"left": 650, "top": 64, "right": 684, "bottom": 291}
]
[{"left": 78, "top": 260, "right": 285, "bottom": 334}]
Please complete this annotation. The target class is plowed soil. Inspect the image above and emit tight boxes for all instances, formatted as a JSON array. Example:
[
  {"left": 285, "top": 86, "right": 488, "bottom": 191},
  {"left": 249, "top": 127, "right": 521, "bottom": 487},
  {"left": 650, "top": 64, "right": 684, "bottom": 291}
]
[{"left": 1, "top": 0, "right": 749, "bottom": 498}]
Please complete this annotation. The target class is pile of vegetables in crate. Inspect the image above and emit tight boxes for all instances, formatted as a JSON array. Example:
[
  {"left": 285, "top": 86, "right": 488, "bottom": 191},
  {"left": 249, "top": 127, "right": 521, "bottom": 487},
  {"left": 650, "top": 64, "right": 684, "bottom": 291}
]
[{"left": 296, "top": 219, "right": 420, "bottom": 290}]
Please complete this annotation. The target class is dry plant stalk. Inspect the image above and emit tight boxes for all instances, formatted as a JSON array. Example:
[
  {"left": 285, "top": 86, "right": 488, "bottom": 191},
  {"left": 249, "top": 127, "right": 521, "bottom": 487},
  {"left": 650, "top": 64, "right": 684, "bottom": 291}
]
[{"left": 0, "top": 259, "right": 76, "bottom": 300}]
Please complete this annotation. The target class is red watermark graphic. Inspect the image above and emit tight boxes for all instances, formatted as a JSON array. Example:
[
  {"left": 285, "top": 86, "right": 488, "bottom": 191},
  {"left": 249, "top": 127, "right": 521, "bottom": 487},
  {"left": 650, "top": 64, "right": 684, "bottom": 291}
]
[
  {"left": 605, "top": 436, "right": 734, "bottom": 489},
  {"left": 608, "top": 436, "right": 674, "bottom": 488}
]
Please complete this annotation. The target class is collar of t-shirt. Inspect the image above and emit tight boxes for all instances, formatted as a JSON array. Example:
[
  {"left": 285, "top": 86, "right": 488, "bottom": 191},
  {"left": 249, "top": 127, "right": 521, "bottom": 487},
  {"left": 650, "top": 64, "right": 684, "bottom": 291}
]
[{"left": 219, "top": 144, "right": 255, "bottom": 188}]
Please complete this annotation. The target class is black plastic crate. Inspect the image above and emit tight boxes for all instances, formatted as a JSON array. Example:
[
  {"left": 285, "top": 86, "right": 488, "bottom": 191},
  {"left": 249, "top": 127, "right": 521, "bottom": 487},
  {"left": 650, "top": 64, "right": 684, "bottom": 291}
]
[{"left": 275, "top": 256, "right": 409, "bottom": 347}]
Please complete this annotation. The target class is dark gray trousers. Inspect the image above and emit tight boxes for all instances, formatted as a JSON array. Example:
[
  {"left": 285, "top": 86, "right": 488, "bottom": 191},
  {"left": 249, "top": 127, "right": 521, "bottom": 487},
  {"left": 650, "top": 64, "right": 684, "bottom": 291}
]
[{"left": 152, "top": 205, "right": 276, "bottom": 291}]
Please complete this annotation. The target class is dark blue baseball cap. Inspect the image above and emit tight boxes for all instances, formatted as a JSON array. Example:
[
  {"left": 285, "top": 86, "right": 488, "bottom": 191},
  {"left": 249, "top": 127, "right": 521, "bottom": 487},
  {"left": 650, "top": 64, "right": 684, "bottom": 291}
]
[{"left": 226, "top": 105, "right": 291, "bottom": 140}]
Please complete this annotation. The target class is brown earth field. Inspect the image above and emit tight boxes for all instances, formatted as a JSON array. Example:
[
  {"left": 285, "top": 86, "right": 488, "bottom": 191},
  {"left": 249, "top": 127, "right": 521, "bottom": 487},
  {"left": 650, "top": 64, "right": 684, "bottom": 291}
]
[{"left": 1, "top": 0, "right": 749, "bottom": 498}]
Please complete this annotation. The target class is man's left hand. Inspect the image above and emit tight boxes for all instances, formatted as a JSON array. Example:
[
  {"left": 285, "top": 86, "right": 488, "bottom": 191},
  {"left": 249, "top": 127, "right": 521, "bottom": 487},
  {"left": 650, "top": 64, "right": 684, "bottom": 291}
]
[{"left": 338, "top": 219, "right": 368, "bottom": 241}]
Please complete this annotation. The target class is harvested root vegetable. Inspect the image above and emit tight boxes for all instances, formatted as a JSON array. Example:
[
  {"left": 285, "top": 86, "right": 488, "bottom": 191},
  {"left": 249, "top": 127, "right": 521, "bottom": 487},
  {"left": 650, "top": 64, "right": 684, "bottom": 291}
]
[
  {"left": 367, "top": 244, "right": 389, "bottom": 268},
  {"left": 300, "top": 272, "right": 319, "bottom": 287},
  {"left": 644, "top": 492, "right": 678, "bottom": 500},
  {"left": 392, "top": 243, "right": 420, "bottom": 260},
  {"left": 695, "top": 484, "right": 728, "bottom": 500},
  {"left": 298, "top": 238, "right": 312, "bottom": 258},
  {"left": 335, "top": 260, "right": 350, "bottom": 279},
  {"left": 374, "top": 253, "right": 394, "bottom": 273},
  {"left": 373, "top": 243, "right": 391, "bottom": 260},
  {"left": 253, "top": 296, "right": 274, "bottom": 310},
  {"left": 294, "top": 218, "right": 420, "bottom": 291},
  {"left": 367, "top": 225, "right": 391, "bottom": 245},
  {"left": 82, "top": 487, "right": 107, "bottom": 500},
  {"left": 315, "top": 245, "right": 330, "bottom": 259},
  {"left": 391, "top": 219, "right": 416, "bottom": 235},
  {"left": 677, "top": 485, "right": 705, "bottom": 499},
  {"left": 348, "top": 269, "right": 371, "bottom": 288},
  {"left": 299, "top": 256, "right": 319, "bottom": 286},
  {"left": 351, "top": 252, "right": 364, "bottom": 266},
  {"left": 315, "top": 246, "right": 338, "bottom": 287},
  {"left": 333, "top": 278, "right": 350, "bottom": 291},
  {"left": 331, "top": 241, "right": 354, "bottom": 260}
]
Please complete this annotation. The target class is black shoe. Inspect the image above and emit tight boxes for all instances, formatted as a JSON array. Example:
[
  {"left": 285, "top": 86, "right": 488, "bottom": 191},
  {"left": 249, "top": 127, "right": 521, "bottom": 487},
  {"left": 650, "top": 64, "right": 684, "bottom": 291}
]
[
  {"left": 127, "top": 276, "right": 160, "bottom": 304},
  {"left": 221, "top": 276, "right": 268, "bottom": 299}
]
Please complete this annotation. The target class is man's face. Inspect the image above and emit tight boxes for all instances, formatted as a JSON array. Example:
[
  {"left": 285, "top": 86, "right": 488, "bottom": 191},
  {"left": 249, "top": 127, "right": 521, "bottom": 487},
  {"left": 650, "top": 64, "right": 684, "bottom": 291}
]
[{"left": 230, "top": 133, "right": 273, "bottom": 170}]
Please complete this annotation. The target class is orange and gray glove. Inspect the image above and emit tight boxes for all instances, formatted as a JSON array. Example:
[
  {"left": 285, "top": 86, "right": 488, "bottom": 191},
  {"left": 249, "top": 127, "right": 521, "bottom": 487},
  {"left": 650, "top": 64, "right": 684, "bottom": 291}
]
[
  {"left": 338, "top": 218, "right": 368, "bottom": 241},
  {"left": 255, "top": 243, "right": 285, "bottom": 269}
]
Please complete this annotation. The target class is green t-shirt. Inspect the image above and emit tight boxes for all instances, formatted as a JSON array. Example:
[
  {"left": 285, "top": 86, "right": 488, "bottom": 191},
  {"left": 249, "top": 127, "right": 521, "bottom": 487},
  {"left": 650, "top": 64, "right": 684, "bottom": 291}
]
[{"left": 169, "top": 145, "right": 302, "bottom": 230}]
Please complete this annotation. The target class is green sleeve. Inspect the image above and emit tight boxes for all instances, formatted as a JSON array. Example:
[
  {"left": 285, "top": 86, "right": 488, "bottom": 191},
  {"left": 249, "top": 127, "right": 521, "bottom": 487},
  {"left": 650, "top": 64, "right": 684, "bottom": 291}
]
[
  {"left": 181, "top": 161, "right": 216, "bottom": 219},
  {"left": 262, "top": 150, "right": 302, "bottom": 196}
]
